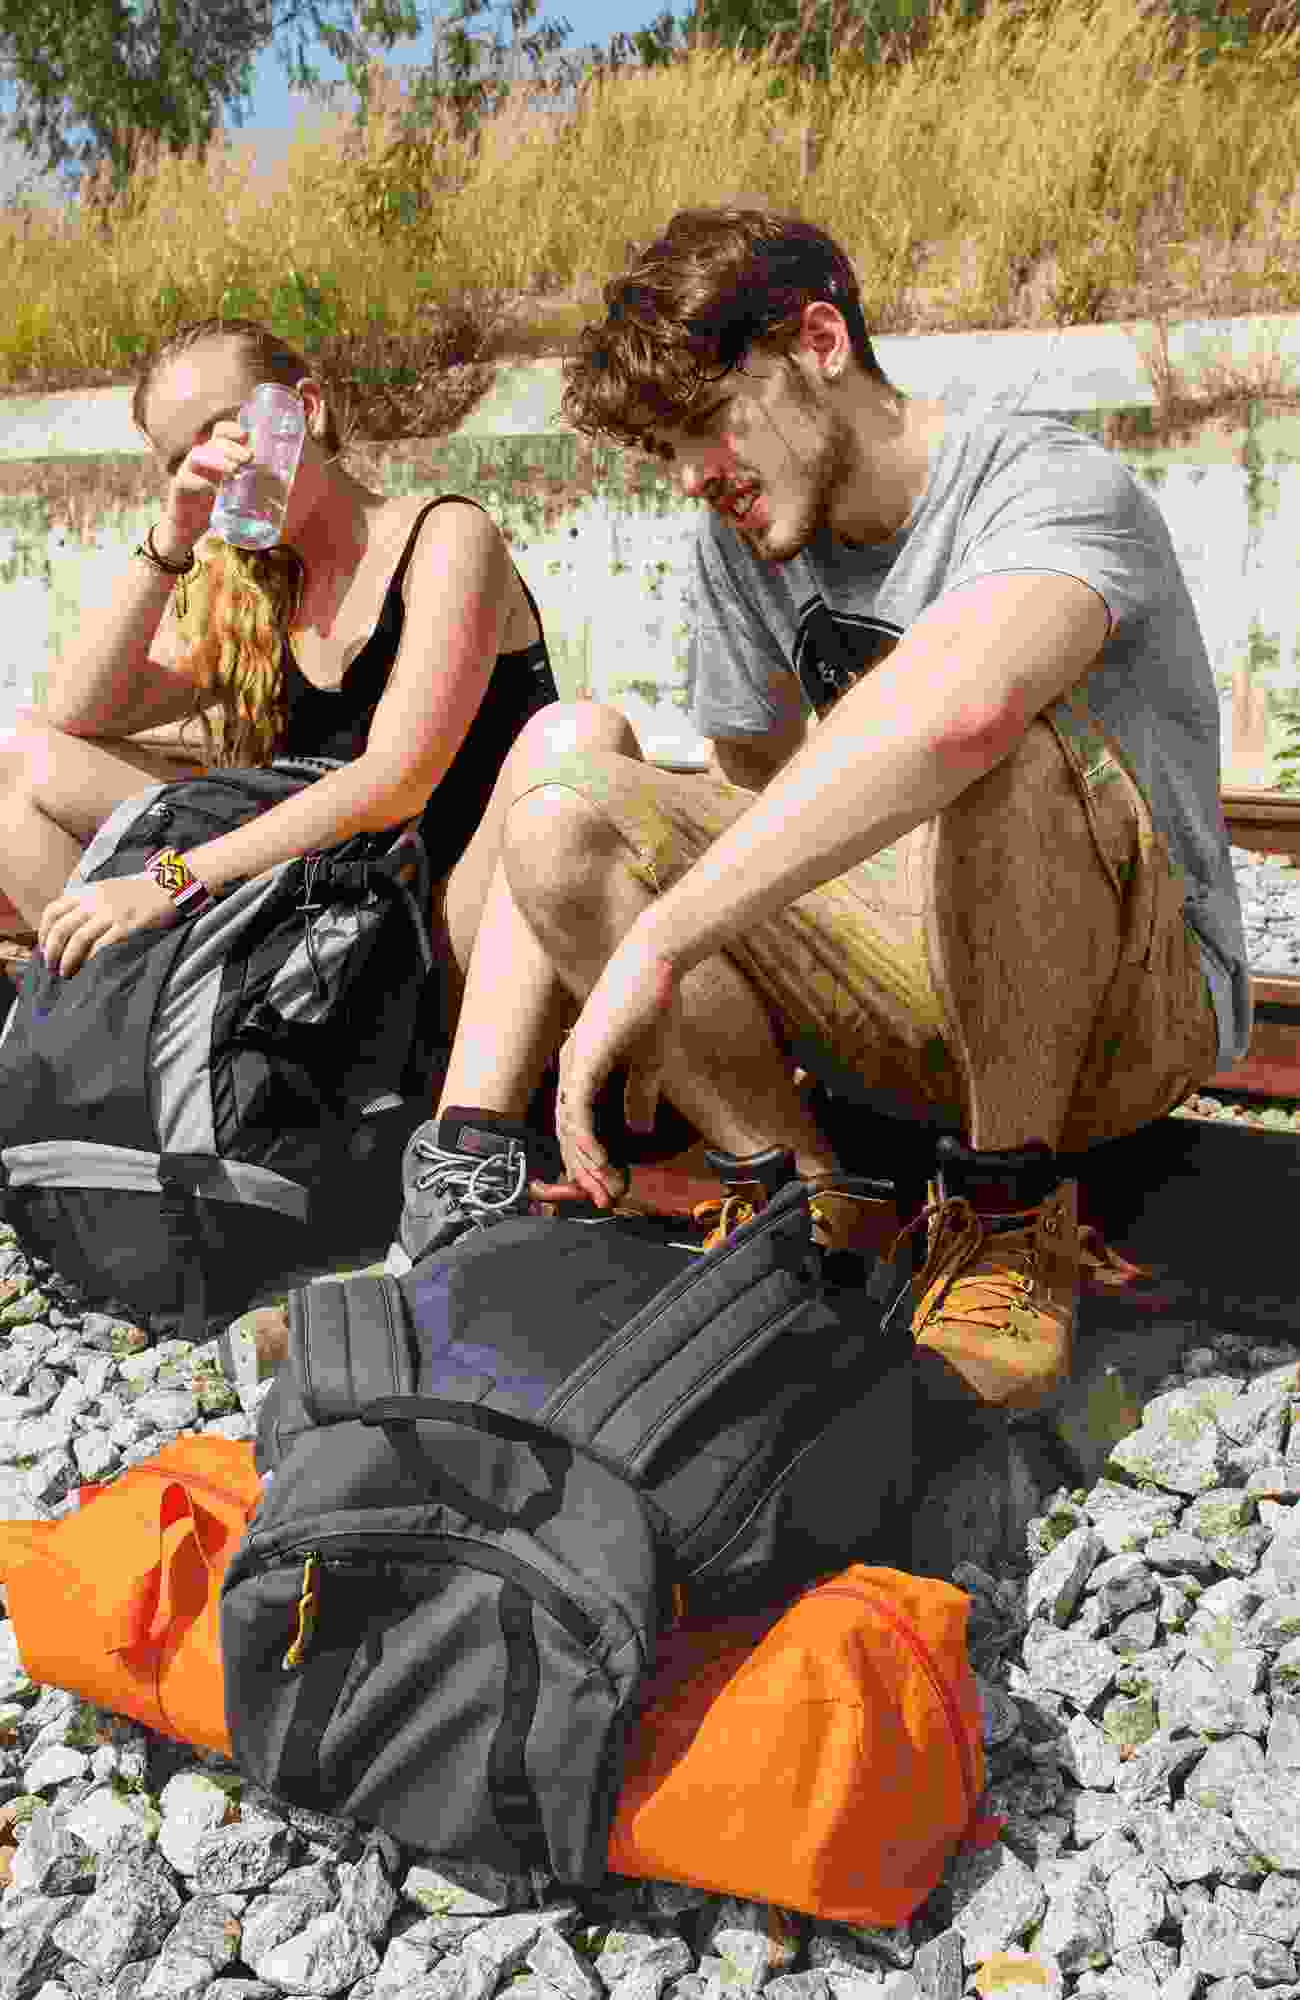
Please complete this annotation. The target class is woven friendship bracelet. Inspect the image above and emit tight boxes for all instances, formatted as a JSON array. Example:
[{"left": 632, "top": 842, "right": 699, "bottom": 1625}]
[{"left": 147, "top": 848, "right": 214, "bottom": 919}]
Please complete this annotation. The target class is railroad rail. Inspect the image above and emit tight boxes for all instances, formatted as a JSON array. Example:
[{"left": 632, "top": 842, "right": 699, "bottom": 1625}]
[{"left": 1221, "top": 788, "right": 1300, "bottom": 863}]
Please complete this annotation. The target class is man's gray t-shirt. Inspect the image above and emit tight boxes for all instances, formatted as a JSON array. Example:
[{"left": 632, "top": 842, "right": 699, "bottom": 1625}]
[{"left": 687, "top": 407, "right": 1251, "bottom": 1071}]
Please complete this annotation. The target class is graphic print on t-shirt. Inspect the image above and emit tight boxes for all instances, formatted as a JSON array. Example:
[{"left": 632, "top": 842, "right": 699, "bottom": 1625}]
[{"left": 791, "top": 597, "right": 903, "bottom": 715}]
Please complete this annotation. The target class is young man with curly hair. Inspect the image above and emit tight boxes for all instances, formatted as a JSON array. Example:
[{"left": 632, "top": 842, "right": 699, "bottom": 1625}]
[{"left": 459, "top": 205, "right": 1249, "bottom": 1411}]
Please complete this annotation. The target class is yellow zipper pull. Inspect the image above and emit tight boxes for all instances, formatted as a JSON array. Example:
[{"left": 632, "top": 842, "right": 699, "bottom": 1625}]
[{"left": 283, "top": 1553, "right": 321, "bottom": 1671}]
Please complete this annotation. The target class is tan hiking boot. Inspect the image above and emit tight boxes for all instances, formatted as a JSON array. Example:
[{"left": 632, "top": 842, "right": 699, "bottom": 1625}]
[
  {"left": 895, "top": 1176, "right": 1151, "bottom": 1409},
  {"left": 901, "top": 1179, "right": 1080, "bottom": 1410},
  {"left": 888, "top": 1134, "right": 1156, "bottom": 1411}
]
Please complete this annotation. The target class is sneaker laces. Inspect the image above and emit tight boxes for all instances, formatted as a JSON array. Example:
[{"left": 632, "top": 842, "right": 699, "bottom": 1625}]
[{"left": 412, "top": 1134, "right": 529, "bottom": 1227}]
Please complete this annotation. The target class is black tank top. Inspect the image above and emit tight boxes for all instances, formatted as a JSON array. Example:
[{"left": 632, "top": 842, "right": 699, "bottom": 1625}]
[{"left": 280, "top": 496, "right": 558, "bottom": 884}]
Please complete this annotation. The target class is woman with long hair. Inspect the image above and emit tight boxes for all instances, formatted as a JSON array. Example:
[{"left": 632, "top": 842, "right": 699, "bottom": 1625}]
[{"left": 0, "top": 319, "right": 643, "bottom": 1235}]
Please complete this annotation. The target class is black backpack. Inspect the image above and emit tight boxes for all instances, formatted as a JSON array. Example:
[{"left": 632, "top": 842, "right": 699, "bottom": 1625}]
[
  {"left": 219, "top": 1151, "right": 917, "bottom": 1889},
  {"left": 0, "top": 759, "right": 447, "bottom": 1339}
]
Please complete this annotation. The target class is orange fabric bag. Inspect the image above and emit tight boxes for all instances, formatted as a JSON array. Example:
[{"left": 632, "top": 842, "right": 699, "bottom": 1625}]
[
  {"left": 0, "top": 1437, "right": 262, "bottom": 1755},
  {"left": 0, "top": 1453, "right": 989, "bottom": 1923},
  {"left": 607, "top": 1564, "right": 992, "bottom": 1925}
]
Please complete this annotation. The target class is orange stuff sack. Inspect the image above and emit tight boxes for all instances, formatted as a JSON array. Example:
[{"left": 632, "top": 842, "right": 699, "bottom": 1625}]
[
  {"left": 607, "top": 1564, "right": 991, "bottom": 1925},
  {"left": 0, "top": 1437, "right": 262, "bottom": 1755}
]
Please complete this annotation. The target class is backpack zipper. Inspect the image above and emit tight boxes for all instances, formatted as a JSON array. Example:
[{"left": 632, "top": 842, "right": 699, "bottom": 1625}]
[
  {"left": 136, "top": 773, "right": 327, "bottom": 839},
  {"left": 238, "top": 1531, "right": 612, "bottom": 1667},
  {"left": 122, "top": 800, "right": 237, "bottom": 845},
  {"left": 810, "top": 1580, "right": 983, "bottom": 1826}
]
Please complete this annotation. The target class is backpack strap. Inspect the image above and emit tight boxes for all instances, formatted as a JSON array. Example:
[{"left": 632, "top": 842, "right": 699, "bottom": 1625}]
[
  {"left": 157, "top": 1174, "right": 210, "bottom": 1348},
  {"left": 287, "top": 1275, "right": 418, "bottom": 1424},
  {"left": 361, "top": 1396, "right": 589, "bottom": 1537}
]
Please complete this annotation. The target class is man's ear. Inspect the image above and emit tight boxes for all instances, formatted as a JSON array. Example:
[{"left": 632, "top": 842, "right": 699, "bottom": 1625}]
[{"left": 798, "top": 299, "right": 851, "bottom": 379}]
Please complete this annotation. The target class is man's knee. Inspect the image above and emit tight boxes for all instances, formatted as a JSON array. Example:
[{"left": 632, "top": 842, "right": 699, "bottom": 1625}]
[
  {"left": 515, "top": 700, "right": 640, "bottom": 770},
  {"left": 502, "top": 784, "right": 621, "bottom": 936}
]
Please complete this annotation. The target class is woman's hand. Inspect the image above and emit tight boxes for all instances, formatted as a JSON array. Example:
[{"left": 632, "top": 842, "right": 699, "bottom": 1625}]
[
  {"left": 38, "top": 876, "right": 179, "bottom": 978},
  {"left": 547, "top": 946, "right": 681, "bottom": 1208},
  {"left": 159, "top": 419, "right": 255, "bottom": 555}
]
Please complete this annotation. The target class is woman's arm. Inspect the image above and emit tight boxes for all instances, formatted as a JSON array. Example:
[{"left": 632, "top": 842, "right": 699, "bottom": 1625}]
[
  {"left": 42, "top": 522, "right": 203, "bottom": 739},
  {"left": 179, "top": 502, "right": 511, "bottom": 893},
  {"left": 43, "top": 419, "right": 256, "bottom": 741},
  {"left": 35, "top": 504, "right": 517, "bottom": 977}
]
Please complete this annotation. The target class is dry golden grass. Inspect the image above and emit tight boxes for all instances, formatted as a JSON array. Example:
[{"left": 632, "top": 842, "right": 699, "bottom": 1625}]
[{"left": 0, "top": 0, "right": 1296, "bottom": 420}]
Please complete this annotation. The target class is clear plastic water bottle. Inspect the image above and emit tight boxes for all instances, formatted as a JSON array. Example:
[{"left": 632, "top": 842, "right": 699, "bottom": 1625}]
[{"left": 210, "top": 382, "right": 307, "bottom": 551}]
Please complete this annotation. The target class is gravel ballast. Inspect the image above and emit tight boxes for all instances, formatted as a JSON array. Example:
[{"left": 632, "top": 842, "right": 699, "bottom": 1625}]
[
  {"left": 1233, "top": 848, "right": 1300, "bottom": 982},
  {"left": 1171, "top": 847, "right": 1299, "bottom": 1135},
  {"left": 4, "top": 1251, "right": 1300, "bottom": 2000},
  {"left": 0, "top": 851, "right": 1296, "bottom": 2000}
]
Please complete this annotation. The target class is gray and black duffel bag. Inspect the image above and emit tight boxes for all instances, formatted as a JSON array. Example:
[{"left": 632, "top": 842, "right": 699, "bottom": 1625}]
[{"left": 219, "top": 1147, "right": 916, "bottom": 1891}]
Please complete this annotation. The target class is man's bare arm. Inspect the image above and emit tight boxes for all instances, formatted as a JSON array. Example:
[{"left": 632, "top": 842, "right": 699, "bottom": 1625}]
[{"left": 637, "top": 571, "right": 1112, "bottom": 976}]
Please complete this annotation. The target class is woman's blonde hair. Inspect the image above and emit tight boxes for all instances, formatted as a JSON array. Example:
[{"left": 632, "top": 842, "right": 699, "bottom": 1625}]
[{"left": 132, "top": 320, "right": 348, "bottom": 767}]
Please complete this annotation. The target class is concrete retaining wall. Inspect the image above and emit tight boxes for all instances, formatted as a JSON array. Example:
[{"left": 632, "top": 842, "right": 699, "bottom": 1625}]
[{"left": 2, "top": 314, "right": 1298, "bottom": 781}]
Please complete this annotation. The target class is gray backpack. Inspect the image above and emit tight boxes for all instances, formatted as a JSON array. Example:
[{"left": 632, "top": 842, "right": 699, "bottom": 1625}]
[
  {"left": 219, "top": 1156, "right": 916, "bottom": 1889},
  {"left": 0, "top": 760, "right": 445, "bottom": 1340}
]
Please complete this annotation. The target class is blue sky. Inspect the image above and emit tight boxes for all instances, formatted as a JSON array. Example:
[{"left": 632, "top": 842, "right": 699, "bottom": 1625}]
[{"left": 0, "top": 0, "right": 670, "bottom": 201}]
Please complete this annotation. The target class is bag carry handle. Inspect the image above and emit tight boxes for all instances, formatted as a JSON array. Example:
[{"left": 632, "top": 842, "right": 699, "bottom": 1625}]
[{"left": 360, "top": 1395, "right": 643, "bottom": 1538}]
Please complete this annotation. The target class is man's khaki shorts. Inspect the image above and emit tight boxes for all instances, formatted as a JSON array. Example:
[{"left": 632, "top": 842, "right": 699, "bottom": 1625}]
[{"left": 512, "top": 695, "right": 1219, "bottom": 1154}]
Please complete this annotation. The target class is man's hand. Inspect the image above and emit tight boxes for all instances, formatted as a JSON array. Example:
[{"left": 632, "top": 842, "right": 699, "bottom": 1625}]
[
  {"left": 543, "top": 942, "right": 681, "bottom": 1209},
  {"left": 38, "top": 875, "right": 179, "bottom": 978}
]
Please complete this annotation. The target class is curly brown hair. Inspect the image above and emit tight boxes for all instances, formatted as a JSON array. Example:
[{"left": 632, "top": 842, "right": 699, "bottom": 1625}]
[
  {"left": 561, "top": 208, "right": 901, "bottom": 452},
  {"left": 132, "top": 319, "right": 349, "bottom": 768}
]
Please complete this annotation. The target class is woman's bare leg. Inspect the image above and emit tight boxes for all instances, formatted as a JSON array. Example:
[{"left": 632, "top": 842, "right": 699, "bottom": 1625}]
[
  {"left": 436, "top": 701, "right": 639, "bottom": 1121},
  {"left": 0, "top": 713, "right": 202, "bottom": 928}
]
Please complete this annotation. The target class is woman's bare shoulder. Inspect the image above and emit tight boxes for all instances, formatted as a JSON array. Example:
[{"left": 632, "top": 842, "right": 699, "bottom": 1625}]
[{"left": 386, "top": 491, "right": 496, "bottom": 544}]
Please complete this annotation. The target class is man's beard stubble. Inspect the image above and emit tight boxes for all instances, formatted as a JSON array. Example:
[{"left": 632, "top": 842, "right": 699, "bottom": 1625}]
[{"left": 759, "top": 396, "right": 859, "bottom": 564}]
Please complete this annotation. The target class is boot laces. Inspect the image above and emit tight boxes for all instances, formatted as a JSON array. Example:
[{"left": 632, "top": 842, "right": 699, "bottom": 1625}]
[
  {"left": 1077, "top": 1225, "right": 1157, "bottom": 1289},
  {"left": 413, "top": 1135, "right": 529, "bottom": 1225},
  {"left": 890, "top": 1195, "right": 1042, "bottom": 1332},
  {"left": 691, "top": 1185, "right": 885, "bottom": 1254},
  {"left": 887, "top": 1192, "right": 1155, "bottom": 1331},
  {"left": 691, "top": 1193, "right": 757, "bottom": 1251}
]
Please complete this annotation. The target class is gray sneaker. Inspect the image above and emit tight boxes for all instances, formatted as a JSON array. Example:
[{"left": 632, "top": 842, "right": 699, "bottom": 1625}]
[{"left": 386, "top": 1107, "right": 566, "bottom": 1275}]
